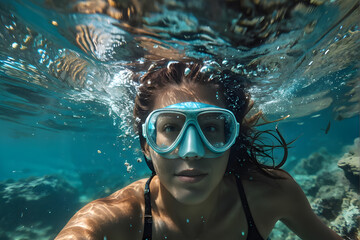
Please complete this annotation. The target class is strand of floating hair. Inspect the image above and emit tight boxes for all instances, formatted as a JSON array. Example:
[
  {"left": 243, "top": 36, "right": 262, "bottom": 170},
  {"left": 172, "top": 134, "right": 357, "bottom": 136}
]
[
  {"left": 255, "top": 115, "right": 290, "bottom": 127},
  {"left": 275, "top": 124, "right": 288, "bottom": 169}
]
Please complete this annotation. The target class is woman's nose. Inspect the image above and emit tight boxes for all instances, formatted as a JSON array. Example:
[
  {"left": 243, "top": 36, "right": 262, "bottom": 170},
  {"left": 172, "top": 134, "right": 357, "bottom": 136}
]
[{"left": 178, "top": 125, "right": 205, "bottom": 159}]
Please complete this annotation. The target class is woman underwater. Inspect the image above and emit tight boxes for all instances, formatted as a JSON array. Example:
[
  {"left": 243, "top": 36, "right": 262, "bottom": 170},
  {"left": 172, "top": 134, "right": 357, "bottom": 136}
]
[{"left": 55, "top": 62, "right": 343, "bottom": 240}]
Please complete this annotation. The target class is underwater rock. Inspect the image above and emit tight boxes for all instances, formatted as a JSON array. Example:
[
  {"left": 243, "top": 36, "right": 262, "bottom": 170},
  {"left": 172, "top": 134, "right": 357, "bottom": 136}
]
[
  {"left": 78, "top": 170, "right": 141, "bottom": 201},
  {"left": 316, "top": 170, "right": 343, "bottom": 187},
  {"left": 293, "top": 174, "right": 318, "bottom": 197},
  {"left": 293, "top": 148, "right": 334, "bottom": 175},
  {"left": 0, "top": 175, "right": 79, "bottom": 239},
  {"left": 337, "top": 138, "right": 360, "bottom": 189},
  {"left": 313, "top": 184, "right": 346, "bottom": 220},
  {"left": 311, "top": 168, "right": 359, "bottom": 239},
  {"left": 330, "top": 191, "right": 360, "bottom": 240},
  {"left": 276, "top": 140, "right": 359, "bottom": 239},
  {"left": 269, "top": 221, "right": 298, "bottom": 240}
]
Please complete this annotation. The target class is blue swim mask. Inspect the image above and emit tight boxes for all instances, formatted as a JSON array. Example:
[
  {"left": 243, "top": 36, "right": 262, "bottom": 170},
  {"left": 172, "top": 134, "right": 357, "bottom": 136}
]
[{"left": 142, "top": 102, "right": 240, "bottom": 159}]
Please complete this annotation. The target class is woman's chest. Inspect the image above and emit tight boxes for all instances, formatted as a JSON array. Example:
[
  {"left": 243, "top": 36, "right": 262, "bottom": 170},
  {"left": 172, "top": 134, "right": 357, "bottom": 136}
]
[{"left": 150, "top": 202, "right": 250, "bottom": 240}]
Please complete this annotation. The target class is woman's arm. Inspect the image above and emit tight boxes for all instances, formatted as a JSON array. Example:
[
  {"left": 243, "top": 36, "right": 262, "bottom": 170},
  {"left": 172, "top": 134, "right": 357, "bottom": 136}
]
[
  {"left": 55, "top": 181, "right": 145, "bottom": 240},
  {"left": 55, "top": 200, "right": 107, "bottom": 240},
  {"left": 278, "top": 173, "right": 343, "bottom": 240}
]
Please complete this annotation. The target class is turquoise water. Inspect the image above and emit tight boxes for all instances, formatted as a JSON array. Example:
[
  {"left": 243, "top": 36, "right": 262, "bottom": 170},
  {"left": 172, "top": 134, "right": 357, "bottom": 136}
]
[{"left": 0, "top": 0, "right": 359, "bottom": 239}]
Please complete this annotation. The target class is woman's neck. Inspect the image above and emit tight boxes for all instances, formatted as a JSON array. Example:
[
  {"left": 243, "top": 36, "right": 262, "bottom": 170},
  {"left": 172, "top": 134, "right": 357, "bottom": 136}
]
[{"left": 152, "top": 176, "right": 226, "bottom": 238}]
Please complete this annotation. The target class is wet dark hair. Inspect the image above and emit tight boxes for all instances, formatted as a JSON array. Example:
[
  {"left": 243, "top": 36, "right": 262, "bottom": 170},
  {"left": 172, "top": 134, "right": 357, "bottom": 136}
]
[{"left": 133, "top": 61, "right": 290, "bottom": 177}]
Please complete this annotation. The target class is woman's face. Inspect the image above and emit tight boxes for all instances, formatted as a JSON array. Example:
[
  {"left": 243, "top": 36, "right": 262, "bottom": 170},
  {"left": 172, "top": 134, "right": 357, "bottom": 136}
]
[{"left": 145, "top": 83, "right": 230, "bottom": 205}]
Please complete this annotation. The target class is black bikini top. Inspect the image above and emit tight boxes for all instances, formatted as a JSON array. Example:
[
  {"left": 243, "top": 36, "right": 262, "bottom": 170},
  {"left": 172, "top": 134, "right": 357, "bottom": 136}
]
[{"left": 142, "top": 175, "right": 266, "bottom": 240}]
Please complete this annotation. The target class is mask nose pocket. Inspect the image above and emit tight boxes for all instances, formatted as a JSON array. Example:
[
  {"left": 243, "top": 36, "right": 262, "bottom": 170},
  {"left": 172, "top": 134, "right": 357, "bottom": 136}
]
[{"left": 178, "top": 125, "right": 205, "bottom": 158}]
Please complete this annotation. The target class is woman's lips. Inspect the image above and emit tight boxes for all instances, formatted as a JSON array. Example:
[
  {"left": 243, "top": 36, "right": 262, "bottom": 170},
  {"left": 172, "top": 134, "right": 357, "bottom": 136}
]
[{"left": 175, "top": 169, "right": 208, "bottom": 183}]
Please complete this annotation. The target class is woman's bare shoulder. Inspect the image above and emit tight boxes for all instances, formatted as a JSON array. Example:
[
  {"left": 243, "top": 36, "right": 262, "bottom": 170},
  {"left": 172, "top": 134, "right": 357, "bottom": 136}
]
[
  {"left": 90, "top": 177, "right": 148, "bottom": 218},
  {"left": 260, "top": 169, "right": 301, "bottom": 197},
  {"left": 109, "top": 177, "right": 148, "bottom": 200},
  {"left": 240, "top": 170, "right": 343, "bottom": 239},
  {"left": 55, "top": 178, "right": 149, "bottom": 240},
  {"left": 246, "top": 170, "right": 343, "bottom": 239},
  {"left": 241, "top": 169, "right": 301, "bottom": 211},
  {"left": 244, "top": 168, "right": 296, "bottom": 190}
]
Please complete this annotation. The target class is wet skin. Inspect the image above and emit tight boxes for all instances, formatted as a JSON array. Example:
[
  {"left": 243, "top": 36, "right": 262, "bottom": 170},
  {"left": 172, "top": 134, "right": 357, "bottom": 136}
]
[{"left": 55, "top": 83, "right": 343, "bottom": 240}]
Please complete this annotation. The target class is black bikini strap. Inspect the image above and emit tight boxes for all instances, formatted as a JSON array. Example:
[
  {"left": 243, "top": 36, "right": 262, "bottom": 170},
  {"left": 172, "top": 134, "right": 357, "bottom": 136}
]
[
  {"left": 142, "top": 175, "right": 155, "bottom": 240},
  {"left": 235, "top": 175, "right": 256, "bottom": 228}
]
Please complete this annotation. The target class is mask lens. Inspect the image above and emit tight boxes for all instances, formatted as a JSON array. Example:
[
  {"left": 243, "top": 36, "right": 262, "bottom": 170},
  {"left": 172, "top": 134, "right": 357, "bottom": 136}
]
[
  {"left": 197, "top": 112, "right": 235, "bottom": 149},
  {"left": 148, "top": 112, "right": 186, "bottom": 150}
]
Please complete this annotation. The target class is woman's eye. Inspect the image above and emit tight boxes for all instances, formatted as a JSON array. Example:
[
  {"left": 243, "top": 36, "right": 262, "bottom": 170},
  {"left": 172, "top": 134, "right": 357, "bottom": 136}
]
[
  {"left": 163, "top": 125, "right": 177, "bottom": 133},
  {"left": 204, "top": 126, "right": 217, "bottom": 132}
]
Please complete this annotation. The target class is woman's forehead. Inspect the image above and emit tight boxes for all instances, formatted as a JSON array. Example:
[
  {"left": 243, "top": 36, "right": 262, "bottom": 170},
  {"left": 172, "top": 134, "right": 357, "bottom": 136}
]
[{"left": 152, "top": 84, "right": 225, "bottom": 110}]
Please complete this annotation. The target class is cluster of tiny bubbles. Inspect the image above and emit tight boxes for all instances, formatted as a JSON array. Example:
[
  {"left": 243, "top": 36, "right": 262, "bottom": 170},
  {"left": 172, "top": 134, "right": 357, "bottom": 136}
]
[
  {"left": 124, "top": 160, "right": 133, "bottom": 173},
  {"left": 104, "top": 68, "right": 138, "bottom": 132},
  {"left": 231, "top": 63, "right": 244, "bottom": 74},
  {"left": 230, "top": 61, "right": 269, "bottom": 80},
  {"left": 78, "top": 65, "right": 146, "bottom": 179},
  {"left": 3, "top": 13, "right": 34, "bottom": 53},
  {"left": 135, "top": 117, "right": 142, "bottom": 124},
  {"left": 200, "top": 60, "right": 221, "bottom": 74}
]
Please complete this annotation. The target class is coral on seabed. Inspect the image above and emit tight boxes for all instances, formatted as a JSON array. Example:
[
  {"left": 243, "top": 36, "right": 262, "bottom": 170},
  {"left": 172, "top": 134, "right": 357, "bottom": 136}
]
[
  {"left": 293, "top": 147, "right": 335, "bottom": 175},
  {"left": 338, "top": 137, "right": 360, "bottom": 189},
  {"left": 330, "top": 191, "right": 360, "bottom": 240},
  {"left": 0, "top": 175, "right": 79, "bottom": 240},
  {"left": 334, "top": 138, "right": 360, "bottom": 240},
  {"left": 270, "top": 138, "right": 360, "bottom": 240}
]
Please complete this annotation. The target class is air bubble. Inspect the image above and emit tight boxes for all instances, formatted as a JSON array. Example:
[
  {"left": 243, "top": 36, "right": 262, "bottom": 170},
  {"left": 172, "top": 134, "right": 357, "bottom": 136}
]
[
  {"left": 167, "top": 61, "right": 178, "bottom": 69},
  {"left": 200, "top": 66, "right": 210, "bottom": 73},
  {"left": 184, "top": 67, "right": 190, "bottom": 76}
]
